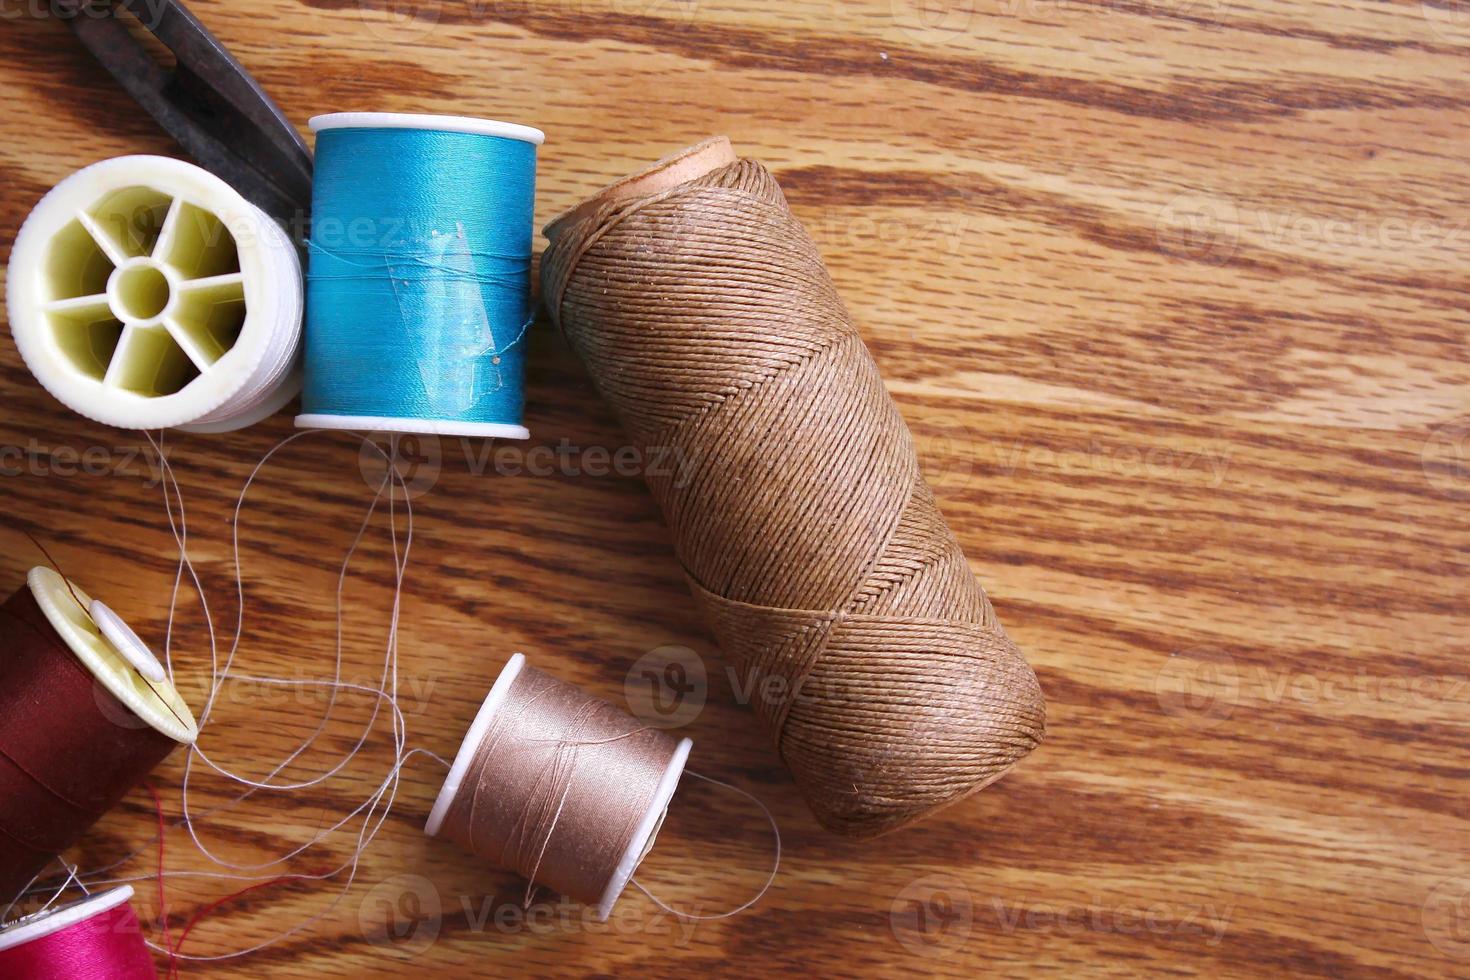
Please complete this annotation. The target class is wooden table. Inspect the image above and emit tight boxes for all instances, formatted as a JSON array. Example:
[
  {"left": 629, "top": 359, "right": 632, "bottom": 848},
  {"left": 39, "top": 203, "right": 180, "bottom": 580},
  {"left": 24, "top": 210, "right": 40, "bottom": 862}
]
[{"left": 1, "top": 1, "right": 1467, "bottom": 976}]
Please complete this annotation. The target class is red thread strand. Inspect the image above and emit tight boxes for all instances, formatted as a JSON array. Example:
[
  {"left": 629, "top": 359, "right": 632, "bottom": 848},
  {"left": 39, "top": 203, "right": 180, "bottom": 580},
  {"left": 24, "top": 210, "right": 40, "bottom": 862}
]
[
  {"left": 143, "top": 781, "right": 173, "bottom": 974},
  {"left": 168, "top": 875, "right": 305, "bottom": 978}
]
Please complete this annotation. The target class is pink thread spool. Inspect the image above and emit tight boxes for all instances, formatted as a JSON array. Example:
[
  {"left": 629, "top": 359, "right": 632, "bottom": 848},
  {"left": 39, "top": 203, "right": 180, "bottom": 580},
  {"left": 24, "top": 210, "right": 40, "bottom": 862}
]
[{"left": 0, "top": 886, "right": 156, "bottom": 979}]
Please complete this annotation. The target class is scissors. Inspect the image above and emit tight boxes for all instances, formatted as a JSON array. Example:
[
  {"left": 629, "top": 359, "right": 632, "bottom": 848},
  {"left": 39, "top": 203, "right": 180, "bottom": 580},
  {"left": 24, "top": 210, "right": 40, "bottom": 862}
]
[{"left": 55, "top": 0, "right": 312, "bottom": 232}]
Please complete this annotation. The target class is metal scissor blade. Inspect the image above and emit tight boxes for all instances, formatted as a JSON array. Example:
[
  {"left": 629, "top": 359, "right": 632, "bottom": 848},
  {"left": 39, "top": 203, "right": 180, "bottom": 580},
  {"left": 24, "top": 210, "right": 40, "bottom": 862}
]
[{"left": 60, "top": 0, "right": 312, "bottom": 231}]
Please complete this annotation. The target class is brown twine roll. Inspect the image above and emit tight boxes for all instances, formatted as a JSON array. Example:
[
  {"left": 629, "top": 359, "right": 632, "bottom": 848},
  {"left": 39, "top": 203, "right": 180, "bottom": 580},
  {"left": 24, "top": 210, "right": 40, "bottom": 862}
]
[
  {"left": 542, "top": 138, "right": 1046, "bottom": 839},
  {"left": 425, "top": 654, "right": 691, "bottom": 920}
]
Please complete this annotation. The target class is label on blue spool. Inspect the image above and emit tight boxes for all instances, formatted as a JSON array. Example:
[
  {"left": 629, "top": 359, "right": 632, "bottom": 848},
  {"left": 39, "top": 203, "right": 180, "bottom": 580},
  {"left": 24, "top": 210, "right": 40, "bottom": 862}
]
[{"left": 297, "top": 113, "right": 543, "bottom": 440}]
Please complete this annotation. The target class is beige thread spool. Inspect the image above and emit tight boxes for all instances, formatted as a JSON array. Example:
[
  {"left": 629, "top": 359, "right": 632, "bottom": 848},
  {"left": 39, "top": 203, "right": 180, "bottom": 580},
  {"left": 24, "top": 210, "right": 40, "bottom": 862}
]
[{"left": 425, "top": 653, "right": 691, "bottom": 921}]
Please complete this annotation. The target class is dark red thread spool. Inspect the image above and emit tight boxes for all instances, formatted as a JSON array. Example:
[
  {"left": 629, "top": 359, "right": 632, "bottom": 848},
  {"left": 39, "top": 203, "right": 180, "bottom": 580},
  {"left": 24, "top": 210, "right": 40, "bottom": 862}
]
[{"left": 0, "top": 568, "right": 197, "bottom": 903}]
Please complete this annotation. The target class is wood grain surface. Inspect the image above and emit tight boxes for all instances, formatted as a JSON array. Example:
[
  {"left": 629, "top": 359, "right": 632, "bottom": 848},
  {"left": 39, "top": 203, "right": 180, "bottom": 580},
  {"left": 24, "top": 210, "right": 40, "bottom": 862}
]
[{"left": 1, "top": 0, "right": 1468, "bottom": 976}]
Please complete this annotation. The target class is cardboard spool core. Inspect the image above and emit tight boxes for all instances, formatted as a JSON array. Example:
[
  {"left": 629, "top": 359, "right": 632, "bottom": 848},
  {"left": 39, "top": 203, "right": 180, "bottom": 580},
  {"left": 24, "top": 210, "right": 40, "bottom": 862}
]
[{"left": 543, "top": 137, "right": 737, "bottom": 244}]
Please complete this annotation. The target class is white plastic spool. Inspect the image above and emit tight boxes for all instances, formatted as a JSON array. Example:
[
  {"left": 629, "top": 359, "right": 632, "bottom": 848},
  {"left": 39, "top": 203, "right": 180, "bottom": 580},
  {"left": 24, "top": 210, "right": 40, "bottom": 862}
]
[
  {"left": 294, "top": 112, "right": 543, "bottom": 441},
  {"left": 425, "top": 652, "right": 691, "bottom": 922},
  {"left": 0, "top": 886, "right": 136, "bottom": 954},
  {"left": 27, "top": 566, "right": 197, "bottom": 744},
  {"left": 6, "top": 156, "right": 303, "bottom": 431}
]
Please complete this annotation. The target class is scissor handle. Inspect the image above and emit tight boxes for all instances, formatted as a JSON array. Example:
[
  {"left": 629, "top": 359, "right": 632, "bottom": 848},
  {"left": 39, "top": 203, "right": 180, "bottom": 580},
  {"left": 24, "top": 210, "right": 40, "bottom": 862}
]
[{"left": 58, "top": 0, "right": 312, "bottom": 231}]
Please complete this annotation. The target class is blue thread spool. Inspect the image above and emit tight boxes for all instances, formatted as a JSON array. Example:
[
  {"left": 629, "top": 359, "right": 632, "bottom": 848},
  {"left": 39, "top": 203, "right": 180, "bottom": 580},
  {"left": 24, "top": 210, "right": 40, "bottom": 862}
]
[{"left": 297, "top": 113, "right": 544, "bottom": 439}]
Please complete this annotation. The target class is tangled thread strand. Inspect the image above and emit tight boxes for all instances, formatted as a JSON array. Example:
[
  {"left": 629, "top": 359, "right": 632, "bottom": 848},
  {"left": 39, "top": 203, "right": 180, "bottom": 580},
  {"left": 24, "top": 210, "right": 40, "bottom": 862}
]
[{"left": 543, "top": 157, "right": 1045, "bottom": 838}]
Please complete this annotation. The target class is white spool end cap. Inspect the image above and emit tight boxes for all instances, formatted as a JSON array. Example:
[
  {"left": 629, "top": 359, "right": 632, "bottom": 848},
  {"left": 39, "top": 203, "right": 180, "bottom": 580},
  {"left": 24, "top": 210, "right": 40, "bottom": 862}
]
[
  {"left": 309, "top": 112, "right": 545, "bottom": 146},
  {"left": 90, "top": 599, "right": 166, "bottom": 682},
  {"left": 294, "top": 413, "right": 530, "bottom": 441},
  {"left": 5, "top": 155, "right": 302, "bottom": 431},
  {"left": 597, "top": 734, "right": 691, "bottom": 922},
  {"left": 0, "top": 886, "right": 136, "bottom": 952},
  {"left": 26, "top": 566, "right": 197, "bottom": 744},
  {"left": 425, "top": 652, "right": 527, "bottom": 840}
]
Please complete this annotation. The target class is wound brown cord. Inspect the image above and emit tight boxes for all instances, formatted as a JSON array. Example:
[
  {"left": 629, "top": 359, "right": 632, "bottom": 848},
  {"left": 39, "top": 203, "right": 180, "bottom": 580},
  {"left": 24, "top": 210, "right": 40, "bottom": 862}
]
[{"left": 541, "top": 138, "right": 1046, "bottom": 839}]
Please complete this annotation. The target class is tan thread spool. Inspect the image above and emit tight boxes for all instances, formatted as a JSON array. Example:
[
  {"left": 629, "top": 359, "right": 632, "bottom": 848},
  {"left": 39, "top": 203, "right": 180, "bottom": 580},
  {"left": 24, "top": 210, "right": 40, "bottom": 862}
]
[
  {"left": 425, "top": 653, "right": 691, "bottom": 920},
  {"left": 542, "top": 138, "right": 1046, "bottom": 838}
]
